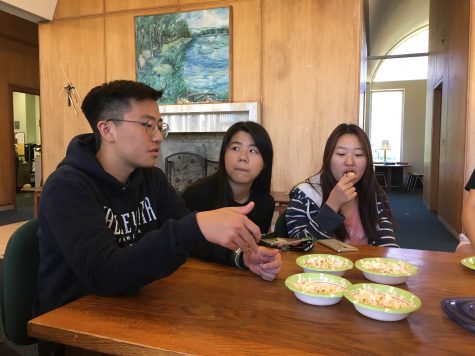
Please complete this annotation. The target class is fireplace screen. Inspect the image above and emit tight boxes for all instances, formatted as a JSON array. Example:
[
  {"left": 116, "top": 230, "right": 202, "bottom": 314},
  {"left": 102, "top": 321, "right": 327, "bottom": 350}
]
[{"left": 165, "top": 152, "right": 206, "bottom": 192}]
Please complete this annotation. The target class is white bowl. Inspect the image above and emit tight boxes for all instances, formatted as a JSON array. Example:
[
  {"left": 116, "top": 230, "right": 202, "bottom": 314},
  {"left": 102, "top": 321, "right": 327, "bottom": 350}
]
[
  {"left": 296, "top": 254, "right": 354, "bottom": 276},
  {"left": 285, "top": 272, "right": 352, "bottom": 306},
  {"left": 344, "top": 283, "right": 421, "bottom": 321},
  {"left": 355, "top": 257, "right": 417, "bottom": 285}
]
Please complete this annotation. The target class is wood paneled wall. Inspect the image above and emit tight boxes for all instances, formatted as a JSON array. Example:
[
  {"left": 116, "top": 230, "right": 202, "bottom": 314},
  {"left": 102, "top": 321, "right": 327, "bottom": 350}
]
[
  {"left": 424, "top": 0, "right": 469, "bottom": 234},
  {"left": 263, "top": 0, "right": 362, "bottom": 190},
  {"left": 0, "top": 12, "right": 39, "bottom": 208},
  {"left": 39, "top": 0, "right": 363, "bottom": 192}
]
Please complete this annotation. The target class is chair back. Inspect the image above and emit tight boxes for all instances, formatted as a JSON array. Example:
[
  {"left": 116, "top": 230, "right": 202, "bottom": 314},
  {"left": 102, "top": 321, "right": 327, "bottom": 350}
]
[
  {"left": 1, "top": 219, "right": 39, "bottom": 345},
  {"left": 205, "top": 159, "right": 219, "bottom": 176},
  {"left": 273, "top": 209, "right": 289, "bottom": 237},
  {"left": 165, "top": 152, "right": 205, "bottom": 192}
]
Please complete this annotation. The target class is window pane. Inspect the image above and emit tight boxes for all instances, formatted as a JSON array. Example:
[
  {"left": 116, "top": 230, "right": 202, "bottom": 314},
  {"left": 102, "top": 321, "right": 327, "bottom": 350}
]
[
  {"left": 374, "top": 56, "right": 428, "bottom": 82},
  {"left": 370, "top": 90, "right": 403, "bottom": 162},
  {"left": 373, "top": 27, "right": 428, "bottom": 82},
  {"left": 392, "top": 28, "right": 428, "bottom": 54}
]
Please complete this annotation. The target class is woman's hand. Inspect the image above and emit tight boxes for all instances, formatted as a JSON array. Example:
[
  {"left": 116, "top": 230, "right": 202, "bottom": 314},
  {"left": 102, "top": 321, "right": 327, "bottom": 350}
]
[
  {"left": 243, "top": 246, "right": 282, "bottom": 281},
  {"left": 326, "top": 173, "right": 358, "bottom": 213}
]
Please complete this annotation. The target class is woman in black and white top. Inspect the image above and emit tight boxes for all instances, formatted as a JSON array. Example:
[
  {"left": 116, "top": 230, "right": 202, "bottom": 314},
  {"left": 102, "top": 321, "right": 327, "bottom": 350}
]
[{"left": 286, "top": 123, "right": 398, "bottom": 247}]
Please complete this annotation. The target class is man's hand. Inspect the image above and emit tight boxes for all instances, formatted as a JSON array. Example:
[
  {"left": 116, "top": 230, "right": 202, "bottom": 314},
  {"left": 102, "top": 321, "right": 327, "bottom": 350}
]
[
  {"left": 196, "top": 202, "right": 260, "bottom": 253},
  {"left": 243, "top": 246, "right": 282, "bottom": 281},
  {"left": 326, "top": 173, "right": 358, "bottom": 213}
]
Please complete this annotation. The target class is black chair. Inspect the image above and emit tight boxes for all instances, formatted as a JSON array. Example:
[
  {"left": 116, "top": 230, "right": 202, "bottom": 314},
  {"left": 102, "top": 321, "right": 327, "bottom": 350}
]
[
  {"left": 375, "top": 171, "right": 387, "bottom": 189},
  {"left": 1, "top": 219, "right": 39, "bottom": 345},
  {"left": 165, "top": 152, "right": 205, "bottom": 192},
  {"left": 273, "top": 209, "right": 289, "bottom": 237},
  {"left": 205, "top": 159, "right": 219, "bottom": 176}
]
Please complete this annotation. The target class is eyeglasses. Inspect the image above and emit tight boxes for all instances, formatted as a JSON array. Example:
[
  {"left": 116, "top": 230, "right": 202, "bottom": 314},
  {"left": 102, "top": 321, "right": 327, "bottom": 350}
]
[{"left": 106, "top": 119, "right": 169, "bottom": 138}]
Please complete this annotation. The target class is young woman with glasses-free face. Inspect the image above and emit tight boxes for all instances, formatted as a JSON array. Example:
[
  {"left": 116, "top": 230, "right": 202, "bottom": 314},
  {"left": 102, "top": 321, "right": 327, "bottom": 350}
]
[
  {"left": 183, "top": 121, "right": 274, "bottom": 234},
  {"left": 224, "top": 130, "right": 265, "bottom": 204},
  {"left": 182, "top": 122, "right": 279, "bottom": 279},
  {"left": 286, "top": 123, "right": 398, "bottom": 247}
]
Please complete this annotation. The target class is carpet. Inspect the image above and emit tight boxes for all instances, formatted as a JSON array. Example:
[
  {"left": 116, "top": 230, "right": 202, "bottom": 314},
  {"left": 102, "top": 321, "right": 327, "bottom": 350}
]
[
  {"left": 387, "top": 190, "right": 458, "bottom": 252},
  {"left": 0, "top": 194, "right": 34, "bottom": 226}
]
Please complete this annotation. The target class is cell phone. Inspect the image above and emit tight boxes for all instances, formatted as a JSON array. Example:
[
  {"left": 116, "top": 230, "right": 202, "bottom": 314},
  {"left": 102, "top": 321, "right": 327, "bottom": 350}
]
[{"left": 318, "top": 239, "right": 359, "bottom": 252}]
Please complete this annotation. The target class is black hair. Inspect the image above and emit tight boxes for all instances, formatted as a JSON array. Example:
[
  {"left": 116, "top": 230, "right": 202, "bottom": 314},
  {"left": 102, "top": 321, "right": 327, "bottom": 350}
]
[
  {"left": 81, "top": 80, "right": 163, "bottom": 146},
  {"left": 310, "top": 123, "right": 393, "bottom": 242},
  {"left": 212, "top": 121, "right": 273, "bottom": 207}
]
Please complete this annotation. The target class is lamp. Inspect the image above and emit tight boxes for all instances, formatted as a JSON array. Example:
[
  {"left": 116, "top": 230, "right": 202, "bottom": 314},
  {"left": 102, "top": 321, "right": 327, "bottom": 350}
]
[{"left": 379, "top": 140, "right": 391, "bottom": 163}]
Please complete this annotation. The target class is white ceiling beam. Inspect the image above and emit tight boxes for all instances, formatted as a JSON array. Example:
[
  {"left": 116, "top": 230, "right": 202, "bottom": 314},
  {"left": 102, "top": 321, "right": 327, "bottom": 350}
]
[{"left": 0, "top": 0, "right": 57, "bottom": 23}]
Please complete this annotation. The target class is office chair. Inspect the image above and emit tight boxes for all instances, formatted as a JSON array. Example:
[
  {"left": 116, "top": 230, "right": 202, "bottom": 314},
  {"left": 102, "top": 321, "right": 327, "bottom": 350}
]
[{"left": 1, "top": 219, "right": 39, "bottom": 345}]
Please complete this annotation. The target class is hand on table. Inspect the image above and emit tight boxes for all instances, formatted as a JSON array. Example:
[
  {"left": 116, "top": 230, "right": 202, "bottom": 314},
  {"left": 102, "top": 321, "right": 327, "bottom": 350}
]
[
  {"left": 196, "top": 202, "right": 260, "bottom": 253},
  {"left": 243, "top": 246, "right": 282, "bottom": 281},
  {"left": 326, "top": 172, "right": 358, "bottom": 213}
]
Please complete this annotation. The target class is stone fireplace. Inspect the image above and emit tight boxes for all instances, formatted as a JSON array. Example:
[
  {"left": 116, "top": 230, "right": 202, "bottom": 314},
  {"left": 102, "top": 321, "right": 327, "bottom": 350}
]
[{"left": 157, "top": 102, "right": 260, "bottom": 171}]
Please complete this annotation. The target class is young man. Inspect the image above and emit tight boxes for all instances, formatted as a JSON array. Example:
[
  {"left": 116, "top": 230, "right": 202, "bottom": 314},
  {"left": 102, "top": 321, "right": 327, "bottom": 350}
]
[{"left": 36, "top": 80, "right": 281, "bottom": 316}]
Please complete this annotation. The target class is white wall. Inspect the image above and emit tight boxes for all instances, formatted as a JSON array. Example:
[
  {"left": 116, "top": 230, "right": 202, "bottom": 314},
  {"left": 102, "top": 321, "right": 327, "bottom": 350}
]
[{"left": 367, "top": 80, "right": 427, "bottom": 176}]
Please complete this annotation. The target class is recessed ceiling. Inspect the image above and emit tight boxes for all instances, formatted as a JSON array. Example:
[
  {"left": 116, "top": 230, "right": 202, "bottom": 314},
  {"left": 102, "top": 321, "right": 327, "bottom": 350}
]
[{"left": 365, "top": 0, "right": 429, "bottom": 80}]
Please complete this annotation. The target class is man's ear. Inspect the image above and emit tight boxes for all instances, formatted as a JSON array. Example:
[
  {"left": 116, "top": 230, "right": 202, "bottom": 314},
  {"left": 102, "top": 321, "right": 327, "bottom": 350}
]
[{"left": 97, "top": 120, "right": 116, "bottom": 143}]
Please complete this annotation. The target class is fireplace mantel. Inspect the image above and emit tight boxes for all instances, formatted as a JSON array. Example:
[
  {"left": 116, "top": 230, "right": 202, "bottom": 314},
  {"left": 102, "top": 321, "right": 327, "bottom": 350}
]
[{"left": 159, "top": 102, "right": 260, "bottom": 133}]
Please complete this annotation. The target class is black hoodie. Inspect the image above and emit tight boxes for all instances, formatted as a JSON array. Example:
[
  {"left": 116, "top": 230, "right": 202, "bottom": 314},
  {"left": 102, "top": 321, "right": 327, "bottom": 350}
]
[{"left": 36, "top": 134, "right": 207, "bottom": 315}]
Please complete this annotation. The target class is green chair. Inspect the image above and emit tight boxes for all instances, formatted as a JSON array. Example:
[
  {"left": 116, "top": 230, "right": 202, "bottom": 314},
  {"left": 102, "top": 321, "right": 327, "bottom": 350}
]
[
  {"left": 1, "top": 219, "right": 39, "bottom": 345},
  {"left": 273, "top": 209, "right": 289, "bottom": 237}
]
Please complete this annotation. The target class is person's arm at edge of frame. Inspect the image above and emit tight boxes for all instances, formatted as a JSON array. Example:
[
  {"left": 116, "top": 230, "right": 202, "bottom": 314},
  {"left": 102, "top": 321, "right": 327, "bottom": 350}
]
[{"left": 459, "top": 189, "right": 475, "bottom": 254}]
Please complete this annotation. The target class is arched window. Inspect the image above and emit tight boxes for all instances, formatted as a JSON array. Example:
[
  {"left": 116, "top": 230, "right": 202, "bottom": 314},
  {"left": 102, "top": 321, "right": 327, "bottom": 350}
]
[
  {"left": 373, "top": 27, "right": 428, "bottom": 82},
  {"left": 370, "top": 26, "right": 428, "bottom": 163}
]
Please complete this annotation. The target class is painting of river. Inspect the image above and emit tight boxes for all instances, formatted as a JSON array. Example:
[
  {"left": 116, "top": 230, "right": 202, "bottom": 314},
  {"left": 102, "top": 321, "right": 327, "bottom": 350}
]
[{"left": 135, "top": 7, "right": 230, "bottom": 104}]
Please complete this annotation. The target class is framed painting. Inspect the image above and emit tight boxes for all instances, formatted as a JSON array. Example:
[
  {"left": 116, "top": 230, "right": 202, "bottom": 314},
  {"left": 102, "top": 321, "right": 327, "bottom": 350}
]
[{"left": 135, "top": 7, "right": 231, "bottom": 105}]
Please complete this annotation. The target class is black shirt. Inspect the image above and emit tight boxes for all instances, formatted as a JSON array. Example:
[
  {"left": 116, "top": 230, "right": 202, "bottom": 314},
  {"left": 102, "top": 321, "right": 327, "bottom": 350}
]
[
  {"left": 182, "top": 174, "right": 275, "bottom": 233},
  {"left": 182, "top": 174, "right": 275, "bottom": 266}
]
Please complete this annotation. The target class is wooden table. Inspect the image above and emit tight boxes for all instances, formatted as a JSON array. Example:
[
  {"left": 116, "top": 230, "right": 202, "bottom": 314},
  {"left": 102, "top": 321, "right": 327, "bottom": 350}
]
[
  {"left": 20, "top": 186, "right": 42, "bottom": 218},
  {"left": 28, "top": 246, "right": 475, "bottom": 355},
  {"left": 374, "top": 163, "right": 411, "bottom": 191}
]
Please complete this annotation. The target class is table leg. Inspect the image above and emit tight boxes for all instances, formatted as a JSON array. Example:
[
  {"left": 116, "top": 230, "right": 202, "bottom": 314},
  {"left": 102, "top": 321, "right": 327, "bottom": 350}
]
[
  {"left": 33, "top": 191, "right": 39, "bottom": 218},
  {"left": 386, "top": 169, "right": 393, "bottom": 192}
]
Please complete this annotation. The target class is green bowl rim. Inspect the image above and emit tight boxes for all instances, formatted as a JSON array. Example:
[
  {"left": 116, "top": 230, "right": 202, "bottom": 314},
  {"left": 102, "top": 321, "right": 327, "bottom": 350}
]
[
  {"left": 344, "top": 283, "right": 421, "bottom": 314},
  {"left": 285, "top": 272, "right": 352, "bottom": 298},
  {"left": 461, "top": 256, "right": 475, "bottom": 270},
  {"left": 354, "top": 257, "right": 417, "bottom": 277},
  {"left": 296, "top": 253, "right": 354, "bottom": 272}
]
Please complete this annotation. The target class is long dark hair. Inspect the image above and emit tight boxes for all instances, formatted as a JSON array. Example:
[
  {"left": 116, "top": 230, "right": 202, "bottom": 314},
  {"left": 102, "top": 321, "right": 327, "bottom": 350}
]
[
  {"left": 214, "top": 121, "right": 273, "bottom": 207},
  {"left": 311, "top": 123, "right": 393, "bottom": 242}
]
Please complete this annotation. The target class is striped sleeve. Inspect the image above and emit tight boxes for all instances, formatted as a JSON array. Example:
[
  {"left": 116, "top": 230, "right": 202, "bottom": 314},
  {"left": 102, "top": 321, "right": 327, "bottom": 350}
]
[
  {"left": 285, "top": 187, "right": 344, "bottom": 240},
  {"left": 370, "top": 199, "right": 399, "bottom": 248}
]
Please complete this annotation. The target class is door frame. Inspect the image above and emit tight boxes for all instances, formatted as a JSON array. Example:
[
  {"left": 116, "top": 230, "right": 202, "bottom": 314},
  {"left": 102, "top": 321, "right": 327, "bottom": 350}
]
[
  {"left": 429, "top": 81, "right": 443, "bottom": 212},
  {"left": 7, "top": 84, "right": 41, "bottom": 208}
]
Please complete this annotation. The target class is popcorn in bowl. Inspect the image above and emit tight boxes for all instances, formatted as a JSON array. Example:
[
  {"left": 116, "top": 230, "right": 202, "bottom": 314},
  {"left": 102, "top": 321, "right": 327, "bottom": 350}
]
[
  {"left": 344, "top": 283, "right": 421, "bottom": 321},
  {"left": 296, "top": 254, "right": 354, "bottom": 276},
  {"left": 285, "top": 272, "right": 352, "bottom": 306},
  {"left": 355, "top": 257, "right": 417, "bottom": 285}
]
